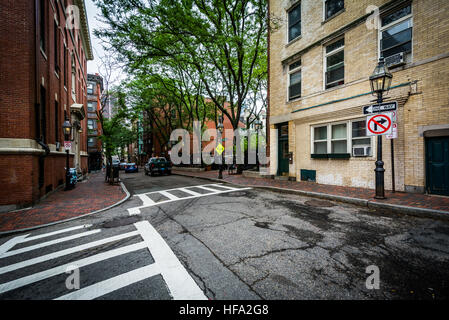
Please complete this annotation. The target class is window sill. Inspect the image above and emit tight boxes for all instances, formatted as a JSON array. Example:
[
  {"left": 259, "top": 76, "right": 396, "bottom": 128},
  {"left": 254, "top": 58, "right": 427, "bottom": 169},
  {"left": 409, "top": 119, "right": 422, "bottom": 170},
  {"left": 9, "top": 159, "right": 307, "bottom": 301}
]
[
  {"left": 311, "top": 153, "right": 350, "bottom": 159},
  {"left": 322, "top": 9, "right": 346, "bottom": 25},
  {"left": 286, "top": 35, "right": 302, "bottom": 48}
]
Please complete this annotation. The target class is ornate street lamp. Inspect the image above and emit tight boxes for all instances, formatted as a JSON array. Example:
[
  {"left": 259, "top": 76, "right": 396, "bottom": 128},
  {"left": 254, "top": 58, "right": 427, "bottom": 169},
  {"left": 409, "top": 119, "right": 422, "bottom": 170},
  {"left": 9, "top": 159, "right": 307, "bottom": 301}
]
[
  {"left": 62, "top": 118, "right": 72, "bottom": 190},
  {"left": 254, "top": 118, "right": 262, "bottom": 171},
  {"left": 369, "top": 56, "right": 393, "bottom": 199},
  {"left": 217, "top": 116, "right": 224, "bottom": 179}
]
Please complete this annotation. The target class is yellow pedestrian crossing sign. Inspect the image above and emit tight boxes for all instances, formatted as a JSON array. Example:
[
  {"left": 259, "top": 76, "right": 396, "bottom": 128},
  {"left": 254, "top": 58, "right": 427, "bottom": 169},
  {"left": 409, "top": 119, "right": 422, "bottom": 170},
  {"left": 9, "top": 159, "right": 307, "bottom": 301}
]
[{"left": 216, "top": 143, "right": 225, "bottom": 155}]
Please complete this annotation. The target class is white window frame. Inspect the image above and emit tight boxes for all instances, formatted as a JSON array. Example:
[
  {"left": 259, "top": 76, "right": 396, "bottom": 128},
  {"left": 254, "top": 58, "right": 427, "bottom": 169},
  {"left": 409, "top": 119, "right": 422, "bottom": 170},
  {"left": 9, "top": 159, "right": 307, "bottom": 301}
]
[
  {"left": 350, "top": 118, "right": 373, "bottom": 157},
  {"left": 323, "top": 37, "right": 344, "bottom": 90},
  {"left": 287, "top": 59, "right": 302, "bottom": 101},
  {"left": 378, "top": 4, "right": 413, "bottom": 61},
  {"left": 311, "top": 119, "right": 373, "bottom": 157},
  {"left": 286, "top": 1, "right": 301, "bottom": 44}
]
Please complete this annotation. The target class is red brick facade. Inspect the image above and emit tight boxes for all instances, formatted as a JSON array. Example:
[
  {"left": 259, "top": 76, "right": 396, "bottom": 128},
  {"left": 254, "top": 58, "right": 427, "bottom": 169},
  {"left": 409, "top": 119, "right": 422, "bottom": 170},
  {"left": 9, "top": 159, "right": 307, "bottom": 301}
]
[{"left": 0, "top": 0, "right": 93, "bottom": 211}]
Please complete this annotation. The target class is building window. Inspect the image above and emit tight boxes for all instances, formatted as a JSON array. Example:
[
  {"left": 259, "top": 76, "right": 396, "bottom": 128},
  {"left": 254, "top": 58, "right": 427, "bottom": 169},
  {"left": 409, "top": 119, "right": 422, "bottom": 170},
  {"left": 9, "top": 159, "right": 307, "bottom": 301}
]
[
  {"left": 312, "top": 120, "right": 372, "bottom": 156},
  {"left": 39, "top": 0, "right": 46, "bottom": 52},
  {"left": 324, "top": 0, "right": 344, "bottom": 20},
  {"left": 87, "top": 119, "right": 96, "bottom": 130},
  {"left": 88, "top": 137, "right": 96, "bottom": 147},
  {"left": 325, "top": 38, "right": 344, "bottom": 89},
  {"left": 288, "top": 3, "right": 301, "bottom": 42},
  {"left": 313, "top": 126, "right": 327, "bottom": 154},
  {"left": 71, "top": 54, "right": 76, "bottom": 96},
  {"left": 288, "top": 60, "right": 301, "bottom": 100},
  {"left": 87, "top": 82, "right": 95, "bottom": 95},
  {"left": 54, "top": 21, "right": 59, "bottom": 73},
  {"left": 55, "top": 101, "right": 59, "bottom": 143},
  {"left": 352, "top": 120, "right": 372, "bottom": 156},
  {"left": 64, "top": 45, "right": 67, "bottom": 87},
  {"left": 380, "top": 3, "right": 412, "bottom": 61},
  {"left": 331, "top": 123, "right": 347, "bottom": 153},
  {"left": 87, "top": 101, "right": 97, "bottom": 112}
]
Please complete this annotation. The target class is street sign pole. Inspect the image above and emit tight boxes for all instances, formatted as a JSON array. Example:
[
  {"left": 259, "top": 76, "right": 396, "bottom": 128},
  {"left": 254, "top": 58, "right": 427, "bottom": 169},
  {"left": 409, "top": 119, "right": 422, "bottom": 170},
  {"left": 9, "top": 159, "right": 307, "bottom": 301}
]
[{"left": 391, "top": 139, "right": 395, "bottom": 193}]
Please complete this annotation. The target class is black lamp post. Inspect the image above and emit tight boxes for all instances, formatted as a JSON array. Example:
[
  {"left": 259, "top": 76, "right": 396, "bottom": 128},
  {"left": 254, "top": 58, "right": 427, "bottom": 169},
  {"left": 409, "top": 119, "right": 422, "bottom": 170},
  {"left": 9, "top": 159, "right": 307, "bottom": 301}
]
[
  {"left": 254, "top": 118, "right": 262, "bottom": 171},
  {"left": 369, "top": 56, "right": 393, "bottom": 199},
  {"left": 62, "top": 118, "right": 72, "bottom": 190},
  {"left": 217, "top": 116, "right": 224, "bottom": 179}
]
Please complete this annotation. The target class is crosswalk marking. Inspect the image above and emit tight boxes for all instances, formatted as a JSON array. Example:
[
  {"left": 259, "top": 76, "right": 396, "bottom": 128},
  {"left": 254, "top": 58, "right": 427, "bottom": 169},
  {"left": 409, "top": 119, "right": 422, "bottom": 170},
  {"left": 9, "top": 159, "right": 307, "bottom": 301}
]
[
  {"left": 23, "top": 225, "right": 93, "bottom": 242},
  {"left": 135, "top": 221, "right": 206, "bottom": 300},
  {"left": 128, "top": 183, "right": 251, "bottom": 215},
  {"left": 158, "top": 190, "right": 180, "bottom": 201},
  {"left": 0, "top": 225, "right": 93, "bottom": 256},
  {"left": 55, "top": 263, "right": 161, "bottom": 300},
  {"left": 0, "top": 229, "right": 101, "bottom": 258},
  {"left": 136, "top": 194, "right": 156, "bottom": 206},
  {"left": 0, "top": 230, "right": 139, "bottom": 275},
  {"left": 178, "top": 188, "right": 202, "bottom": 196},
  {"left": 0, "top": 242, "right": 147, "bottom": 294},
  {"left": 0, "top": 221, "right": 206, "bottom": 300}
]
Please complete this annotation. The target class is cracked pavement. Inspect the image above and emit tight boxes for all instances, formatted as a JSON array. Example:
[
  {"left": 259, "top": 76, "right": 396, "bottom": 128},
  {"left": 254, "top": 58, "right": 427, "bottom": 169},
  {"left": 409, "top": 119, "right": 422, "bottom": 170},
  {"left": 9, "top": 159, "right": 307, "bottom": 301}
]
[
  {"left": 1, "top": 173, "right": 449, "bottom": 300},
  {"left": 122, "top": 173, "right": 449, "bottom": 300}
]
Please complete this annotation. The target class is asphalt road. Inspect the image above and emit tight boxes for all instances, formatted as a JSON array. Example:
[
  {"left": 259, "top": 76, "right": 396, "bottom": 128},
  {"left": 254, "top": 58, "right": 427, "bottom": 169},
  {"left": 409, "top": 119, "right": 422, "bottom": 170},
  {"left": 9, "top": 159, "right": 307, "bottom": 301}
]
[{"left": 1, "top": 170, "right": 449, "bottom": 300}]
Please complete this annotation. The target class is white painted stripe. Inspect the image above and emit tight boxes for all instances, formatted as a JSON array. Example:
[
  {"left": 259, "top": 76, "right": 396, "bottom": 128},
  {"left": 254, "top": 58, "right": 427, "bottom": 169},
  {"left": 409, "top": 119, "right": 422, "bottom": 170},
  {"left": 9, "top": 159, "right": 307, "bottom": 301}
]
[
  {"left": 143, "top": 184, "right": 225, "bottom": 195},
  {"left": 127, "top": 188, "right": 252, "bottom": 215},
  {"left": 178, "top": 188, "right": 202, "bottom": 197},
  {"left": 0, "top": 230, "right": 139, "bottom": 275},
  {"left": 208, "top": 184, "right": 239, "bottom": 191},
  {"left": 0, "top": 235, "right": 29, "bottom": 256},
  {"left": 0, "top": 242, "right": 147, "bottom": 294},
  {"left": 194, "top": 185, "right": 222, "bottom": 192},
  {"left": 0, "top": 229, "right": 101, "bottom": 258},
  {"left": 23, "top": 225, "right": 93, "bottom": 243},
  {"left": 158, "top": 190, "right": 180, "bottom": 201},
  {"left": 55, "top": 263, "right": 161, "bottom": 300},
  {"left": 135, "top": 194, "right": 155, "bottom": 206},
  {"left": 134, "top": 221, "right": 207, "bottom": 300}
]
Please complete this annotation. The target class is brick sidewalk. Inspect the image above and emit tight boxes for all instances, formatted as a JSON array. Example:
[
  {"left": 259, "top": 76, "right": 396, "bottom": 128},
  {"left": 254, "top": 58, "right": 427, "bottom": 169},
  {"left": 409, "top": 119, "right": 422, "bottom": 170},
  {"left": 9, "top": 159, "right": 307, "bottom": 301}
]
[
  {"left": 173, "top": 169, "right": 449, "bottom": 216},
  {"left": 0, "top": 172, "right": 128, "bottom": 234}
]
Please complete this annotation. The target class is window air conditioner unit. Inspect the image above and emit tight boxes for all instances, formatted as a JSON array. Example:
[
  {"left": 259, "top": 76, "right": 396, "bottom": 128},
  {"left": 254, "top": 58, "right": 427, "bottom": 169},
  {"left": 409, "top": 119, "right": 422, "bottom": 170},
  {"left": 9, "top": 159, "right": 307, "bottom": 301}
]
[
  {"left": 384, "top": 52, "right": 406, "bottom": 68},
  {"left": 352, "top": 145, "right": 371, "bottom": 157}
]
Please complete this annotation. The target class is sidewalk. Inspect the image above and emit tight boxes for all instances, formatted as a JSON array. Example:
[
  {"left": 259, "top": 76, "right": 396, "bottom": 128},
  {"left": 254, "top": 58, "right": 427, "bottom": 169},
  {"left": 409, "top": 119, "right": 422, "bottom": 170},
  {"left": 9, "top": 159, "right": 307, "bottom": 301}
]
[
  {"left": 0, "top": 172, "right": 129, "bottom": 235},
  {"left": 173, "top": 169, "right": 449, "bottom": 220}
]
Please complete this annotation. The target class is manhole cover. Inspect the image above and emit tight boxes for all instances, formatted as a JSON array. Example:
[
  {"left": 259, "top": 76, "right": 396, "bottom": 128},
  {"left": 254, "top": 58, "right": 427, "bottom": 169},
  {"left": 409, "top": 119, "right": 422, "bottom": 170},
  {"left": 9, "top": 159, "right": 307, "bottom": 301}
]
[{"left": 304, "top": 199, "right": 335, "bottom": 207}]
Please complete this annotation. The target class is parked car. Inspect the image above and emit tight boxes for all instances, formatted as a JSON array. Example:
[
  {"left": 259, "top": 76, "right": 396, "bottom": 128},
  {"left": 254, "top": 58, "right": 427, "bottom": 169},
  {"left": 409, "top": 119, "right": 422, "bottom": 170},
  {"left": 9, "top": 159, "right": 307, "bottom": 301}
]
[
  {"left": 145, "top": 157, "right": 172, "bottom": 176},
  {"left": 125, "top": 163, "right": 138, "bottom": 173},
  {"left": 112, "top": 159, "right": 120, "bottom": 167},
  {"left": 119, "top": 162, "right": 127, "bottom": 170}
]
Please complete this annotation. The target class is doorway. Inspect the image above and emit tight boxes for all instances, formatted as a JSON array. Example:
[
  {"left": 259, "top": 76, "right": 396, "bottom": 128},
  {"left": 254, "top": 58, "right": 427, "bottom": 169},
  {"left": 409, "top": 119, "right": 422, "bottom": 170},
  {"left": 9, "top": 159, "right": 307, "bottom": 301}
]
[
  {"left": 426, "top": 136, "right": 449, "bottom": 196},
  {"left": 277, "top": 123, "right": 289, "bottom": 176}
]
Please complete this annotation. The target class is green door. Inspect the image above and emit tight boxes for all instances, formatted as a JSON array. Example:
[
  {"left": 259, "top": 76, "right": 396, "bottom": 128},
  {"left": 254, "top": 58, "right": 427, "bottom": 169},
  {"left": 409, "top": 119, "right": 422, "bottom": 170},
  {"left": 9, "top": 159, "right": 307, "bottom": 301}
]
[
  {"left": 426, "top": 137, "right": 449, "bottom": 196},
  {"left": 278, "top": 123, "right": 289, "bottom": 176}
]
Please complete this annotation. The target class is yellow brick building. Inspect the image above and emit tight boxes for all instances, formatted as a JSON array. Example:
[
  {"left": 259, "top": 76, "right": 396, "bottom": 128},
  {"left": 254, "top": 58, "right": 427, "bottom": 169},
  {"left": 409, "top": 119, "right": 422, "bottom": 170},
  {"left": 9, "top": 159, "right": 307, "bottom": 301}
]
[{"left": 268, "top": 0, "right": 449, "bottom": 195}]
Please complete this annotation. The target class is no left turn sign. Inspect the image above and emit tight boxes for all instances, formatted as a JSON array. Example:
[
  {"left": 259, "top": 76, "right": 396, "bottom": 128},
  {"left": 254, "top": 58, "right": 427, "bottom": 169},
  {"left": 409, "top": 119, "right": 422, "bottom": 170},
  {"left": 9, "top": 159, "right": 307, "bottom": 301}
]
[{"left": 366, "top": 113, "right": 393, "bottom": 136}]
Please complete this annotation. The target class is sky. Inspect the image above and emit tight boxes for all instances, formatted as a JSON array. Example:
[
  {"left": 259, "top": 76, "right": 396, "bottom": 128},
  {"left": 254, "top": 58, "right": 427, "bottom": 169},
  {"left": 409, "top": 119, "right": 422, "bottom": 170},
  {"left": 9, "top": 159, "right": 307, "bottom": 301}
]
[
  {"left": 85, "top": 0, "right": 126, "bottom": 85},
  {"left": 85, "top": 0, "right": 104, "bottom": 75}
]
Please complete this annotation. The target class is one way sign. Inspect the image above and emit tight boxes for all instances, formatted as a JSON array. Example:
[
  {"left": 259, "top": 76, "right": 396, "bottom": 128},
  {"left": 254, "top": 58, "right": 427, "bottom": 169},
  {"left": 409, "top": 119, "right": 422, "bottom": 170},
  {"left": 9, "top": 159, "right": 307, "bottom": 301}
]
[{"left": 363, "top": 101, "right": 397, "bottom": 114}]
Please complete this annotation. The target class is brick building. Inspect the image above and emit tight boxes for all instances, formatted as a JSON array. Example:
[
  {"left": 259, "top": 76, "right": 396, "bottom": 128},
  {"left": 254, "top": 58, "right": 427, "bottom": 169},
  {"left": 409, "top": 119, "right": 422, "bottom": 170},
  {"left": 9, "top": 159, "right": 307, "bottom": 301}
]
[
  {"left": 0, "top": 0, "right": 93, "bottom": 211},
  {"left": 268, "top": 0, "right": 449, "bottom": 195},
  {"left": 87, "top": 73, "right": 103, "bottom": 171}
]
